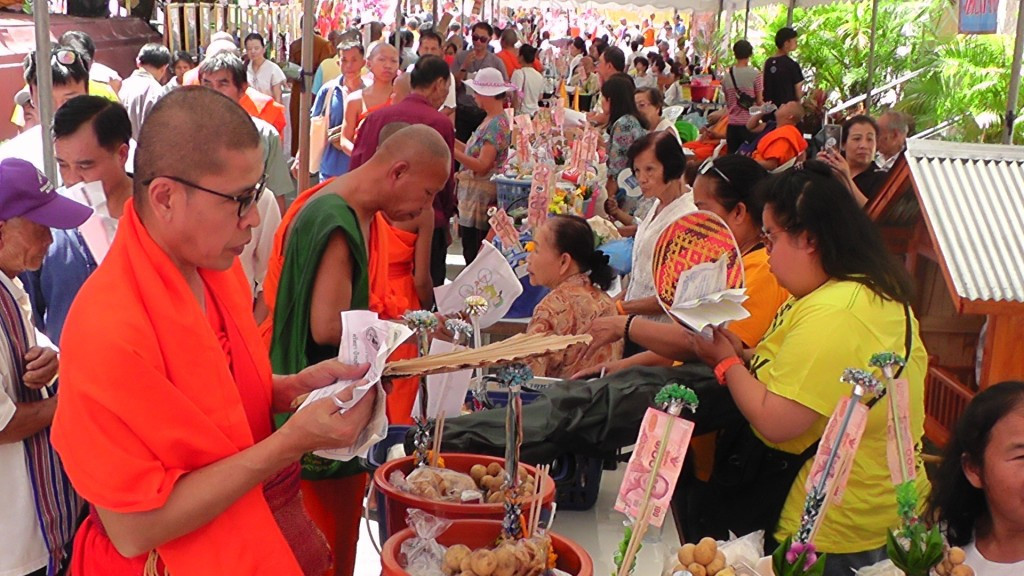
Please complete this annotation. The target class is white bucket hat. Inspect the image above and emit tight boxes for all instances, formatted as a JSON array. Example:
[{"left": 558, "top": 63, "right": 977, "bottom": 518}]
[{"left": 464, "top": 67, "right": 516, "bottom": 97}]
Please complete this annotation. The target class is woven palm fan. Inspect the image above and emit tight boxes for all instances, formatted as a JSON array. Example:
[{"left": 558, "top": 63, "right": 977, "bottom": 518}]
[
  {"left": 382, "top": 333, "right": 592, "bottom": 378},
  {"left": 651, "top": 211, "right": 745, "bottom": 312}
]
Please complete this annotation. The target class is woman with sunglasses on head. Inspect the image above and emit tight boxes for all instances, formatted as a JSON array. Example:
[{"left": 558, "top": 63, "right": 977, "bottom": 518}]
[
  {"left": 692, "top": 161, "right": 929, "bottom": 575},
  {"left": 928, "top": 381, "right": 1024, "bottom": 576},
  {"left": 581, "top": 154, "right": 787, "bottom": 376},
  {"left": 818, "top": 114, "right": 889, "bottom": 207},
  {"left": 524, "top": 215, "right": 623, "bottom": 379}
]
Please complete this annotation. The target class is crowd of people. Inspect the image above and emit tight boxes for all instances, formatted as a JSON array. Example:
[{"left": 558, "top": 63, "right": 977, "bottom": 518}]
[{"left": 0, "top": 8, "right": 1019, "bottom": 576}]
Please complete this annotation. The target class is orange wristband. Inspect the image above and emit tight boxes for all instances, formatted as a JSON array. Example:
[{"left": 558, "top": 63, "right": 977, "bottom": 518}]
[
  {"left": 714, "top": 356, "right": 744, "bottom": 386},
  {"left": 616, "top": 300, "right": 626, "bottom": 315}
]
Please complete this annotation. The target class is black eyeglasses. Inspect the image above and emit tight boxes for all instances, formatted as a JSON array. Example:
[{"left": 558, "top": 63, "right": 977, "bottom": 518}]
[
  {"left": 150, "top": 174, "right": 267, "bottom": 218},
  {"left": 698, "top": 158, "right": 731, "bottom": 183},
  {"left": 472, "top": 35, "right": 489, "bottom": 43}
]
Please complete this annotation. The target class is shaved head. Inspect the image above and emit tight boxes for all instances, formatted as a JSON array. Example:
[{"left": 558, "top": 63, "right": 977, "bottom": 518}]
[
  {"left": 371, "top": 124, "right": 450, "bottom": 167},
  {"left": 134, "top": 86, "right": 261, "bottom": 209},
  {"left": 778, "top": 101, "right": 805, "bottom": 125},
  {"left": 392, "top": 74, "right": 412, "bottom": 103},
  {"left": 368, "top": 42, "right": 398, "bottom": 61}
]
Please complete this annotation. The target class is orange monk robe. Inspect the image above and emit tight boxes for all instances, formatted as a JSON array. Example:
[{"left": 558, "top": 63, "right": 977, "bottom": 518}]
[
  {"left": 683, "top": 115, "right": 729, "bottom": 163},
  {"left": 241, "top": 88, "right": 288, "bottom": 142},
  {"left": 752, "top": 124, "right": 807, "bottom": 167},
  {"left": 369, "top": 222, "right": 420, "bottom": 425},
  {"left": 51, "top": 201, "right": 302, "bottom": 576}
]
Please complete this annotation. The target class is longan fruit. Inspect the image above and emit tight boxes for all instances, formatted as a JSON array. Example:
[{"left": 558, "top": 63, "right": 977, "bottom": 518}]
[
  {"left": 688, "top": 562, "right": 707, "bottom": 576},
  {"left": 470, "top": 464, "right": 488, "bottom": 483},
  {"left": 488, "top": 491, "right": 504, "bottom": 503},
  {"left": 677, "top": 543, "right": 696, "bottom": 566},
  {"left": 716, "top": 568, "right": 735, "bottom": 576},
  {"left": 705, "top": 551, "right": 726, "bottom": 575},
  {"left": 950, "top": 565, "right": 974, "bottom": 576},
  {"left": 487, "top": 462, "right": 503, "bottom": 476},
  {"left": 948, "top": 547, "right": 966, "bottom": 565},
  {"left": 694, "top": 537, "right": 718, "bottom": 566},
  {"left": 470, "top": 548, "right": 497, "bottom": 576}
]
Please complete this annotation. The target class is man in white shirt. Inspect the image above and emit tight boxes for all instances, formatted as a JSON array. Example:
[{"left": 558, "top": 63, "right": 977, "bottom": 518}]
[
  {"left": 511, "top": 45, "right": 546, "bottom": 115},
  {"left": 876, "top": 109, "right": 911, "bottom": 171},
  {"left": 118, "top": 43, "right": 171, "bottom": 141},
  {"left": 0, "top": 158, "right": 90, "bottom": 576}
]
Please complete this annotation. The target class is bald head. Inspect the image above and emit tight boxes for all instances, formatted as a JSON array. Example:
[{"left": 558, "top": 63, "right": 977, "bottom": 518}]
[
  {"left": 371, "top": 124, "right": 450, "bottom": 167},
  {"left": 368, "top": 42, "right": 398, "bottom": 61},
  {"left": 134, "top": 86, "right": 261, "bottom": 209},
  {"left": 777, "top": 101, "right": 804, "bottom": 126},
  {"left": 392, "top": 74, "right": 412, "bottom": 103}
]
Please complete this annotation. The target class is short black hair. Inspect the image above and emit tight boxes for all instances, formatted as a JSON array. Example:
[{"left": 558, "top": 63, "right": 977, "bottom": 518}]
[
  {"left": 138, "top": 43, "right": 172, "bottom": 68},
  {"left": 842, "top": 114, "right": 879, "bottom": 145},
  {"left": 697, "top": 155, "right": 769, "bottom": 227},
  {"left": 419, "top": 29, "right": 443, "bottom": 48},
  {"left": 338, "top": 41, "right": 365, "bottom": 56},
  {"left": 572, "top": 37, "right": 586, "bottom": 52},
  {"left": 244, "top": 32, "right": 265, "bottom": 47},
  {"left": 733, "top": 40, "right": 753, "bottom": 60},
  {"left": 24, "top": 48, "right": 90, "bottom": 88},
  {"left": 410, "top": 55, "right": 450, "bottom": 88},
  {"left": 601, "top": 46, "right": 626, "bottom": 73},
  {"left": 59, "top": 30, "right": 96, "bottom": 61},
  {"left": 633, "top": 56, "right": 649, "bottom": 70},
  {"left": 775, "top": 27, "right": 798, "bottom": 48},
  {"left": 173, "top": 50, "right": 197, "bottom": 68},
  {"left": 401, "top": 30, "right": 414, "bottom": 47},
  {"left": 198, "top": 53, "right": 247, "bottom": 88},
  {"left": 627, "top": 131, "right": 686, "bottom": 183},
  {"left": 518, "top": 44, "right": 537, "bottom": 65},
  {"left": 54, "top": 95, "right": 132, "bottom": 152},
  {"left": 472, "top": 22, "right": 494, "bottom": 37}
]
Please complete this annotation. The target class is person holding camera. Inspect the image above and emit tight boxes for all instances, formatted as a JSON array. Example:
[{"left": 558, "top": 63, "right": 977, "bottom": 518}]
[{"left": 722, "top": 40, "right": 763, "bottom": 153}]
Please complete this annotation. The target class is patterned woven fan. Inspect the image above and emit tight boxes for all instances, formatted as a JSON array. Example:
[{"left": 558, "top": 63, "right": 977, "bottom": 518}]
[{"left": 651, "top": 211, "right": 745, "bottom": 310}]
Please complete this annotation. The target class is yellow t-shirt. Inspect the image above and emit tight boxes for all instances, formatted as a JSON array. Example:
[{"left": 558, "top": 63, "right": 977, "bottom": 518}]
[
  {"left": 732, "top": 248, "right": 790, "bottom": 348},
  {"left": 748, "top": 279, "right": 930, "bottom": 553}
]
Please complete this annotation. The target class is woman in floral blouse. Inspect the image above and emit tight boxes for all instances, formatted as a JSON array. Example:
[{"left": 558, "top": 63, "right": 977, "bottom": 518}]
[
  {"left": 601, "top": 73, "right": 648, "bottom": 205},
  {"left": 525, "top": 215, "right": 622, "bottom": 378}
]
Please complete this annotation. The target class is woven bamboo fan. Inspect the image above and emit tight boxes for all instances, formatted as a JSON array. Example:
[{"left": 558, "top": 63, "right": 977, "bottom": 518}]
[{"left": 382, "top": 333, "right": 593, "bottom": 378}]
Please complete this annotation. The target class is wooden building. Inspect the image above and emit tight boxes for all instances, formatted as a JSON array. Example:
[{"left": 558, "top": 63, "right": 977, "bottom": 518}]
[{"left": 868, "top": 140, "right": 1024, "bottom": 446}]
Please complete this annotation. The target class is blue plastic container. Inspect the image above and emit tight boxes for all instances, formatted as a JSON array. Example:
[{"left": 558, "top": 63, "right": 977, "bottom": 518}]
[{"left": 493, "top": 176, "right": 532, "bottom": 212}]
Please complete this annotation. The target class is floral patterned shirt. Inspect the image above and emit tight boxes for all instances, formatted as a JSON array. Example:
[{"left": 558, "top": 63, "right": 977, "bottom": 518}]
[
  {"left": 607, "top": 114, "right": 647, "bottom": 178},
  {"left": 526, "top": 273, "right": 623, "bottom": 379},
  {"left": 466, "top": 114, "right": 512, "bottom": 176}
]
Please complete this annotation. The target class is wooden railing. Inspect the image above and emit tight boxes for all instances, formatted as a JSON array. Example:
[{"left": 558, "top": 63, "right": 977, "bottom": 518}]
[
  {"left": 163, "top": 2, "right": 302, "bottom": 61},
  {"left": 924, "top": 365, "right": 976, "bottom": 448}
]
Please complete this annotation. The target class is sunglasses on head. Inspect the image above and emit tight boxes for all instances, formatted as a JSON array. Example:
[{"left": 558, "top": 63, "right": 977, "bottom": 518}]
[
  {"left": 698, "top": 158, "right": 731, "bottom": 183},
  {"left": 33, "top": 48, "right": 81, "bottom": 67}
]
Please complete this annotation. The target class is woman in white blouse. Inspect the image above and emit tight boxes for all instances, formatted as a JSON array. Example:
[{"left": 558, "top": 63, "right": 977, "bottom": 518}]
[
  {"left": 605, "top": 131, "right": 696, "bottom": 324},
  {"left": 244, "top": 32, "right": 287, "bottom": 103},
  {"left": 635, "top": 87, "right": 681, "bottom": 143}
]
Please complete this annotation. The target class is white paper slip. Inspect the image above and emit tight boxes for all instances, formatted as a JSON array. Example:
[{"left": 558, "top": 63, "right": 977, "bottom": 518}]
[
  {"left": 411, "top": 339, "right": 473, "bottom": 420},
  {"left": 297, "top": 310, "right": 412, "bottom": 461},
  {"left": 434, "top": 241, "right": 523, "bottom": 329},
  {"left": 664, "top": 254, "right": 750, "bottom": 333}
]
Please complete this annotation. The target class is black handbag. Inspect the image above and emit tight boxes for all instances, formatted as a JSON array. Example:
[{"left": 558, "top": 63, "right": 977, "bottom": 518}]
[
  {"left": 677, "top": 304, "right": 913, "bottom": 545},
  {"left": 729, "top": 67, "right": 757, "bottom": 110}
]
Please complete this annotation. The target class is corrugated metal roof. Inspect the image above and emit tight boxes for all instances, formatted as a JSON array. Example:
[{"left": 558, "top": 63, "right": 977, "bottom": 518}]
[{"left": 905, "top": 140, "right": 1024, "bottom": 304}]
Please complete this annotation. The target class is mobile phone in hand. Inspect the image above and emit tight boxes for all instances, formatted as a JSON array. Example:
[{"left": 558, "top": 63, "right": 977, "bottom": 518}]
[{"left": 823, "top": 124, "right": 842, "bottom": 151}]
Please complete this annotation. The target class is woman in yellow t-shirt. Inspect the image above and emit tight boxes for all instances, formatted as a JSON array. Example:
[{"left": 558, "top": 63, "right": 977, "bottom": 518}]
[
  {"left": 579, "top": 154, "right": 788, "bottom": 376},
  {"left": 695, "top": 161, "right": 929, "bottom": 575}
]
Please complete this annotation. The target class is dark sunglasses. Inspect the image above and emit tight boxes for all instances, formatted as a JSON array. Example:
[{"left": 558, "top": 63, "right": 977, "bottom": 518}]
[
  {"left": 472, "top": 35, "right": 489, "bottom": 43},
  {"left": 698, "top": 158, "right": 731, "bottom": 183},
  {"left": 147, "top": 174, "right": 267, "bottom": 218}
]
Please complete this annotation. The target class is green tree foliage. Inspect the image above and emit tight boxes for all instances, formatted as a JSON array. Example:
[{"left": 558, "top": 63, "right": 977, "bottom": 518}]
[{"left": 717, "top": 0, "right": 1021, "bottom": 143}]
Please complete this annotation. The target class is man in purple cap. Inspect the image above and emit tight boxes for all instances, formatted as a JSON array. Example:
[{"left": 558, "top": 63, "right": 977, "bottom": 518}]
[{"left": 0, "top": 157, "right": 91, "bottom": 576}]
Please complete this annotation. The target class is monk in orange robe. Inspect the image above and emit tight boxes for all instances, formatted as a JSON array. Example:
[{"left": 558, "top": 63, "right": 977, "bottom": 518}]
[
  {"left": 264, "top": 124, "right": 450, "bottom": 576},
  {"left": 747, "top": 101, "right": 808, "bottom": 170},
  {"left": 50, "top": 87, "right": 378, "bottom": 576}
]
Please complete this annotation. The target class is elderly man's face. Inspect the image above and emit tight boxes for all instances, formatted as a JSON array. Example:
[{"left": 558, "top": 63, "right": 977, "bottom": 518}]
[
  {"left": 876, "top": 117, "right": 906, "bottom": 157},
  {"left": 0, "top": 217, "right": 52, "bottom": 276}
]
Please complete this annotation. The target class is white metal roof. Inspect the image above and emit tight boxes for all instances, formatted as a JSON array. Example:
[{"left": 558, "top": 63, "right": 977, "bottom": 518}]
[{"left": 905, "top": 139, "right": 1024, "bottom": 306}]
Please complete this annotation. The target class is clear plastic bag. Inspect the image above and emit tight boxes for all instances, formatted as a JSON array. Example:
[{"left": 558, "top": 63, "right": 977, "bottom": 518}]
[
  {"left": 401, "top": 510, "right": 453, "bottom": 576},
  {"left": 389, "top": 466, "right": 483, "bottom": 503}
]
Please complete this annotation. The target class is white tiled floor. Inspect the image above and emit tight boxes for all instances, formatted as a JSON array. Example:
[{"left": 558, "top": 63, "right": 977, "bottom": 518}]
[{"left": 353, "top": 464, "right": 680, "bottom": 575}]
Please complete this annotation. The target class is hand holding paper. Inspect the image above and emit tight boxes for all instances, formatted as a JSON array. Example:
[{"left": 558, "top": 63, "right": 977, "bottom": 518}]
[{"left": 663, "top": 254, "right": 749, "bottom": 333}]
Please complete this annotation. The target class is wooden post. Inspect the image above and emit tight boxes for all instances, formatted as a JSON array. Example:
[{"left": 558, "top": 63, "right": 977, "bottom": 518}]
[{"left": 979, "top": 314, "right": 1024, "bottom": 388}]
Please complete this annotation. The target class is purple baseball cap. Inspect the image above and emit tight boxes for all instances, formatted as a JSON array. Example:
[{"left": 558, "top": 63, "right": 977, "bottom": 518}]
[{"left": 0, "top": 158, "right": 92, "bottom": 229}]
